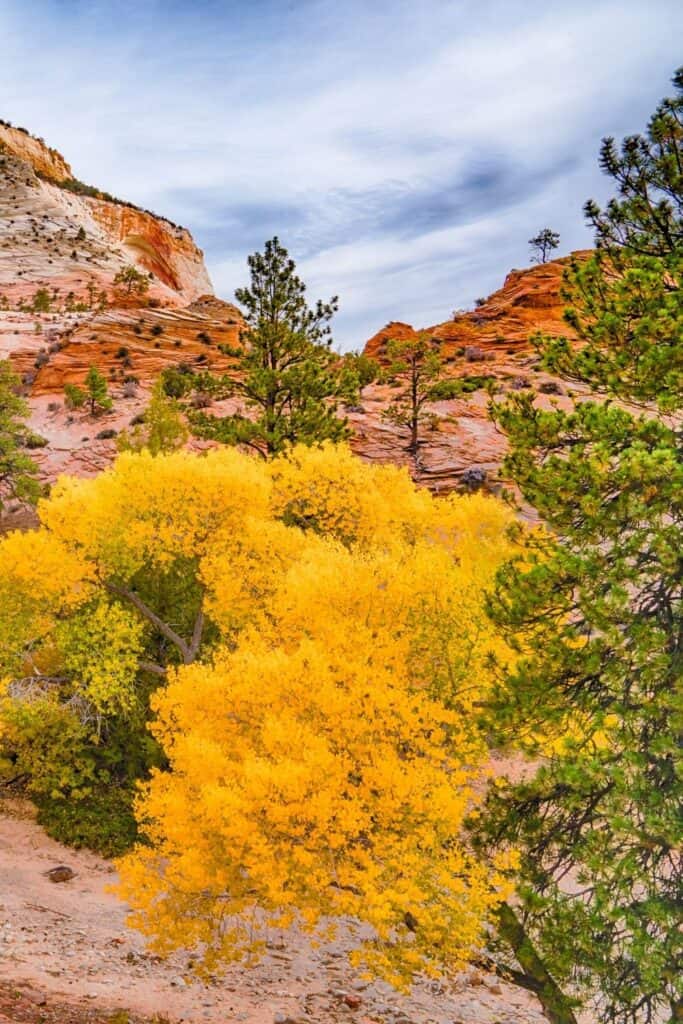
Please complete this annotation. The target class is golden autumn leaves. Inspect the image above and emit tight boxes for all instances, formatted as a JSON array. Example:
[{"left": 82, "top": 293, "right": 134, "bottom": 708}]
[{"left": 0, "top": 443, "right": 519, "bottom": 985}]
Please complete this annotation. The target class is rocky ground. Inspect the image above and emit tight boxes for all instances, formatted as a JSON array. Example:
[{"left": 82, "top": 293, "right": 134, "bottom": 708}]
[{"left": 0, "top": 799, "right": 547, "bottom": 1024}]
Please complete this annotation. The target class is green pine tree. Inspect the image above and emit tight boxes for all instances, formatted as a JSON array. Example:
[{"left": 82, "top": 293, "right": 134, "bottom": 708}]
[
  {"left": 477, "top": 69, "right": 683, "bottom": 1024},
  {"left": 382, "top": 333, "right": 460, "bottom": 454},
  {"left": 528, "top": 227, "right": 560, "bottom": 263},
  {"left": 85, "top": 366, "right": 112, "bottom": 416},
  {"left": 190, "top": 237, "right": 358, "bottom": 457},
  {"left": 113, "top": 265, "right": 150, "bottom": 297},
  {"left": 0, "top": 360, "right": 41, "bottom": 514}
]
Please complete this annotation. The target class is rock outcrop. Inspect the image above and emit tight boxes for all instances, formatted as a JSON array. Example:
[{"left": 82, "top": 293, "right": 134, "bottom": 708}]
[
  {"left": 364, "top": 255, "right": 583, "bottom": 362},
  {"left": 0, "top": 126, "right": 211, "bottom": 309},
  {"left": 354, "top": 255, "right": 586, "bottom": 492},
  {"left": 0, "top": 122, "right": 72, "bottom": 182}
]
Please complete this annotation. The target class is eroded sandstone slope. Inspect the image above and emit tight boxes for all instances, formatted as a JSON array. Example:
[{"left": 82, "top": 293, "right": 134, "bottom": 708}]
[
  {"left": 352, "top": 255, "right": 584, "bottom": 491},
  {"left": 0, "top": 123, "right": 211, "bottom": 308}
]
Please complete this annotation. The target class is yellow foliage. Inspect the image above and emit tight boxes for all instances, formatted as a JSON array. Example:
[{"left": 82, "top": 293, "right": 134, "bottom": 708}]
[
  {"left": 119, "top": 639, "right": 516, "bottom": 982},
  {"left": 268, "top": 442, "right": 434, "bottom": 547},
  {"left": 0, "top": 442, "right": 520, "bottom": 984},
  {"left": 55, "top": 599, "right": 145, "bottom": 714}
]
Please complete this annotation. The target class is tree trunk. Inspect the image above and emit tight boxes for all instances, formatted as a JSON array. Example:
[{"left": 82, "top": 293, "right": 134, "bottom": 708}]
[
  {"left": 495, "top": 903, "right": 578, "bottom": 1024},
  {"left": 409, "top": 415, "right": 419, "bottom": 454},
  {"left": 409, "top": 364, "right": 419, "bottom": 453}
]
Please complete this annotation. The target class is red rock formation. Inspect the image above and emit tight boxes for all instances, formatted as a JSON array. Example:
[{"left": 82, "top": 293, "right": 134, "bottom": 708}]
[
  {"left": 0, "top": 130, "right": 211, "bottom": 309},
  {"left": 365, "top": 254, "right": 584, "bottom": 363},
  {"left": 0, "top": 123, "right": 72, "bottom": 182},
  {"left": 355, "top": 255, "right": 587, "bottom": 492}
]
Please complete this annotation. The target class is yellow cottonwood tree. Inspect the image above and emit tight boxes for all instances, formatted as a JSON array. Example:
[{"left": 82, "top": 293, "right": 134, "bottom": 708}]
[
  {"left": 0, "top": 443, "right": 519, "bottom": 979},
  {"left": 119, "top": 636, "right": 518, "bottom": 985}
]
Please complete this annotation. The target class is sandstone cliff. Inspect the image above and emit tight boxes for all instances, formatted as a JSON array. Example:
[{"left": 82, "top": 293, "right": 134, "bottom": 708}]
[
  {"left": 364, "top": 255, "right": 583, "bottom": 362},
  {"left": 0, "top": 125, "right": 211, "bottom": 308},
  {"left": 0, "top": 122, "right": 72, "bottom": 182}
]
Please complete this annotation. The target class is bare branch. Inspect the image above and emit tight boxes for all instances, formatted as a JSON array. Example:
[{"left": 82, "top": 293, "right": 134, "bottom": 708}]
[{"left": 104, "top": 582, "right": 191, "bottom": 662}]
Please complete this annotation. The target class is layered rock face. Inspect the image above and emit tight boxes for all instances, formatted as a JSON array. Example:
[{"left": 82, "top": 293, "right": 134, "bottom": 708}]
[
  {"left": 0, "top": 125, "right": 239, "bottom": 485},
  {"left": 364, "top": 256, "right": 582, "bottom": 363},
  {"left": 0, "top": 126, "right": 211, "bottom": 309},
  {"left": 354, "top": 256, "right": 585, "bottom": 492}
]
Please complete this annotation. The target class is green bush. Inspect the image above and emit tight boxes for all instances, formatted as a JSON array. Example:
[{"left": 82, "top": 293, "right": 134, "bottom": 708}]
[
  {"left": 64, "top": 382, "right": 86, "bottom": 409},
  {"left": 36, "top": 786, "right": 138, "bottom": 858},
  {"left": 160, "top": 365, "right": 194, "bottom": 398},
  {"left": 31, "top": 288, "right": 51, "bottom": 313},
  {"left": 24, "top": 432, "right": 49, "bottom": 449},
  {"left": 1, "top": 696, "right": 161, "bottom": 857}
]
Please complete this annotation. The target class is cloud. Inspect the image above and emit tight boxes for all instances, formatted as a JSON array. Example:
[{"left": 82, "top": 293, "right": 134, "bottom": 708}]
[{"left": 0, "top": 0, "right": 682, "bottom": 346}]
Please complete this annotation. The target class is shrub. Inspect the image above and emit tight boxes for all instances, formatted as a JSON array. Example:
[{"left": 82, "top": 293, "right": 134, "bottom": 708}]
[
  {"left": 113, "top": 266, "right": 149, "bottom": 297},
  {"left": 24, "top": 432, "right": 49, "bottom": 449},
  {"left": 31, "top": 288, "right": 51, "bottom": 313},
  {"left": 64, "top": 382, "right": 86, "bottom": 409},
  {"left": 160, "top": 365, "right": 194, "bottom": 398},
  {"left": 539, "top": 380, "right": 563, "bottom": 395},
  {"left": 36, "top": 786, "right": 138, "bottom": 858}
]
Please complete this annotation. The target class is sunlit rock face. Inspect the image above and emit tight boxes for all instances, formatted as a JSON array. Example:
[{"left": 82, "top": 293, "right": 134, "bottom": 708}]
[
  {"left": 0, "top": 125, "right": 212, "bottom": 310},
  {"left": 0, "top": 125, "right": 239, "bottom": 485},
  {"left": 356, "top": 255, "right": 586, "bottom": 493}
]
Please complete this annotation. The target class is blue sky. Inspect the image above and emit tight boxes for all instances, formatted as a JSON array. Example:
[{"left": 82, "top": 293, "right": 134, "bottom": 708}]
[{"left": 1, "top": 1, "right": 681, "bottom": 349}]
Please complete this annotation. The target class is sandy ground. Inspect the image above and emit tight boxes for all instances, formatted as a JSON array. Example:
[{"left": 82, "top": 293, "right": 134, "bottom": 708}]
[{"left": 0, "top": 798, "right": 549, "bottom": 1024}]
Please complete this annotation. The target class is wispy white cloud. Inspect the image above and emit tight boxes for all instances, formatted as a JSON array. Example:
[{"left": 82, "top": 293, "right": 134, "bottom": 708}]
[{"left": 0, "top": 0, "right": 681, "bottom": 346}]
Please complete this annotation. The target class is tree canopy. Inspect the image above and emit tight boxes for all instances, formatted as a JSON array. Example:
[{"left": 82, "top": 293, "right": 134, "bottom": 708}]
[
  {"left": 528, "top": 228, "right": 560, "bottom": 264},
  {"left": 0, "top": 442, "right": 519, "bottom": 981},
  {"left": 382, "top": 333, "right": 460, "bottom": 455}
]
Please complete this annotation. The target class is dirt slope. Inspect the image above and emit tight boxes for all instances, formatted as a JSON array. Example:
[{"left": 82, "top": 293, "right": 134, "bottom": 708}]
[{"left": 0, "top": 800, "right": 547, "bottom": 1024}]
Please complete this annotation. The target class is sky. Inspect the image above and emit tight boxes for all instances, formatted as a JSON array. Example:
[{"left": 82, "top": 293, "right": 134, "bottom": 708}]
[{"left": 1, "top": 1, "right": 681, "bottom": 349}]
